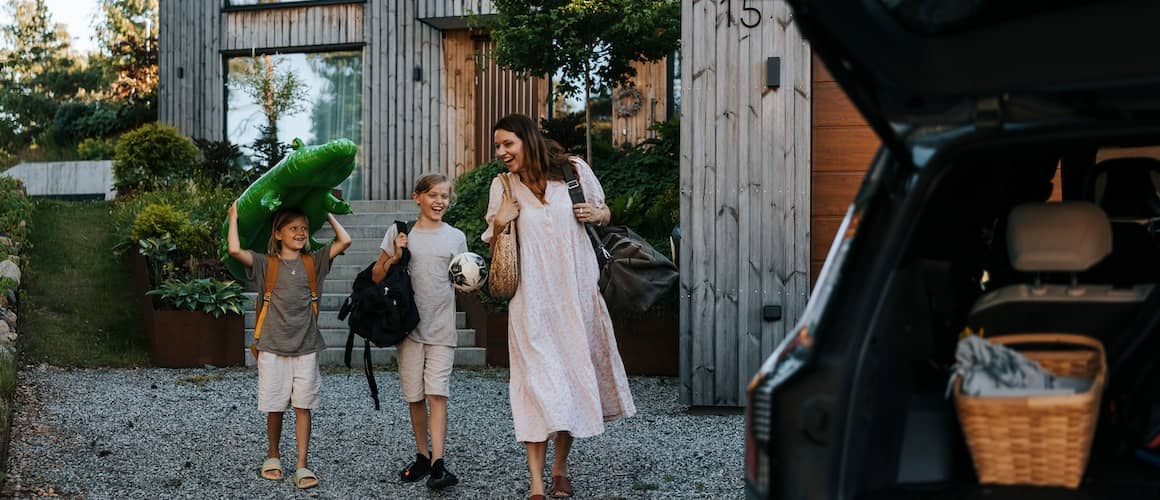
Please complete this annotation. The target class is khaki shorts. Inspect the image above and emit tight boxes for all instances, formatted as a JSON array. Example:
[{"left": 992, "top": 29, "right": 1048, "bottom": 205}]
[
  {"left": 257, "top": 351, "right": 321, "bottom": 412},
  {"left": 397, "top": 337, "right": 455, "bottom": 403}
]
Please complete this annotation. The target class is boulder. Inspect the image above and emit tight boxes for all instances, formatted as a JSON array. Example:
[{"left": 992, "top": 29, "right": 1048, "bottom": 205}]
[{"left": 0, "top": 260, "right": 19, "bottom": 285}]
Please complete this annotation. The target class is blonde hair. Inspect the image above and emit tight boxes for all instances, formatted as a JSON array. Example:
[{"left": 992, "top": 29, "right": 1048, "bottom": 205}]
[
  {"left": 267, "top": 209, "right": 309, "bottom": 256},
  {"left": 413, "top": 173, "right": 451, "bottom": 196}
]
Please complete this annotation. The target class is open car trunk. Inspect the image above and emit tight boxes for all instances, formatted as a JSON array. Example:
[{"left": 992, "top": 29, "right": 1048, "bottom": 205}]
[{"left": 846, "top": 139, "right": 1160, "bottom": 499}]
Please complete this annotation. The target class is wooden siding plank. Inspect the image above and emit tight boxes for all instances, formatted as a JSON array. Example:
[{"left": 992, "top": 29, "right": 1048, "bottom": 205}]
[
  {"left": 813, "top": 81, "right": 869, "bottom": 127},
  {"left": 811, "top": 216, "right": 842, "bottom": 270},
  {"left": 812, "top": 171, "right": 863, "bottom": 217},
  {"left": 812, "top": 125, "right": 879, "bottom": 173},
  {"left": 812, "top": 54, "right": 834, "bottom": 83},
  {"left": 736, "top": 0, "right": 759, "bottom": 409},
  {"left": 789, "top": 16, "right": 812, "bottom": 339},
  {"left": 713, "top": 0, "right": 739, "bottom": 405},
  {"left": 677, "top": 0, "right": 693, "bottom": 406}
]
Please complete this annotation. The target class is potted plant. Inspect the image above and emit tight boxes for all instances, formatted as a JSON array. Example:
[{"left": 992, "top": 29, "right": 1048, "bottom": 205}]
[
  {"left": 146, "top": 277, "right": 247, "bottom": 368},
  {"left": 125, "top": 199, "right": 247, "bottom": 368}
]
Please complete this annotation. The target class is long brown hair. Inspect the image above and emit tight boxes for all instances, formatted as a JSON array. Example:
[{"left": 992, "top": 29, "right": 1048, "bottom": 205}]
[
  {"left": 267, "top": 208, "right": 309, "bottom": 256},
  {"left": 493, "top": 113, "right": 573, "bottom": 203}
]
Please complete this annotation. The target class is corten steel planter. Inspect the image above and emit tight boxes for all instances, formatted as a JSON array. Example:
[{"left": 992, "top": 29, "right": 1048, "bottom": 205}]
[
  {"left": 149, "top": 310, "right": 244, "bottom": 368},
  {"left": 133, "top": 253, "right": 244, "bottom": 367}
]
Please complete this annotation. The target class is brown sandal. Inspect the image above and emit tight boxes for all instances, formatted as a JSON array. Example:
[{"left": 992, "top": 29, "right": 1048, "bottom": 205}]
[{"left": 550, "top": 475, "right": 573, "bottom": 498}]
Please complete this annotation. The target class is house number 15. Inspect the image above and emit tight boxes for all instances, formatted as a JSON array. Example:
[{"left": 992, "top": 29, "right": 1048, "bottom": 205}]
[{"left": 724, "top": 0, "right": 762, "bottom": 28}]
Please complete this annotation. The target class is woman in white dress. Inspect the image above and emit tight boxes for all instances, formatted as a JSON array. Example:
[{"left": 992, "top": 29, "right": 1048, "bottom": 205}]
[{"left": 482, "top": 114, "right": 636, "bottom": 500}]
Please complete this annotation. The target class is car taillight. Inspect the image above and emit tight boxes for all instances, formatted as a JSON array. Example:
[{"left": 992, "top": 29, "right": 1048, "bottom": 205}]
[{"left": 746, "top": 371, "right": 774, "bottom": 498}]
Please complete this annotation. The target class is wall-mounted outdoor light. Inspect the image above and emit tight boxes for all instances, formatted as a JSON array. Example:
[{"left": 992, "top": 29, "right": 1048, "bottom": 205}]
[{"left": 766, "top": 57, "right": 780, "bottom": 89}]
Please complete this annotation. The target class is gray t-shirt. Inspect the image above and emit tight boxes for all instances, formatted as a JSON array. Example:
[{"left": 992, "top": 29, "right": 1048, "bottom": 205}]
[
  {"left": 380, "top": 223, "right": 468, "bottom": 347},
  {"left": 246, "top": 244, "right": 333, "bottom": 356}
]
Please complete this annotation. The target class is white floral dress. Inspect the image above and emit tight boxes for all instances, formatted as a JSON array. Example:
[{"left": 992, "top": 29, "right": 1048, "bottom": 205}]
[{"left": 482, "top": 158, "right": 636, "bottom": 442}]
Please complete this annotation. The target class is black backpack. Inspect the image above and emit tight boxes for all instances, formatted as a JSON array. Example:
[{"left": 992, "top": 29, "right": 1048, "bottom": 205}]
[{"left": 337, "top": 220, "right": 420, "bottom": 409}]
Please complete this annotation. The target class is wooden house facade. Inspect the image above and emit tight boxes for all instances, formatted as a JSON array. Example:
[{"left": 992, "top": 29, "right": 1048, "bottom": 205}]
[
  {"left": 158, "top": 0, "right": 675, "bottom": 199},
  {"left": 678, "top": 1, "right": 878, "bottom": 406},
  {"left": 159, "top": 1, "right": 882, "bottom": 407}
]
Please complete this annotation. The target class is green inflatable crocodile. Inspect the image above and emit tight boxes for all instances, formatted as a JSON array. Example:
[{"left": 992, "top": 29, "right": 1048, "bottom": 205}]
[{"left": 220, "top": 137, "right": 357, "bottom": 280}]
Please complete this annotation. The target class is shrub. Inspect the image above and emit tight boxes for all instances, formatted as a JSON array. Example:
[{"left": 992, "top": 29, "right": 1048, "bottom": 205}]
[
  {"left": 112, "top": 123, "right": 200, "bottom": 196},
  {"left": 443, "top": 160, "right": 507, "bottom": 308},
  {"left": 192, "top": 138, "right": 247, "bottom": 188},
  {"left": 77, "top": 137, "right": 117, "bottom": 160},
  {"left": 444, "top": 160, "right": 506, "bottom": 261},
  {"left": 130, "top": 203, "right": 188, "bottom": 242},
  {"left": 0, "top": 177, "right": 34, "bottom": 245},
  {"left": 49, "top": 103, "right": 121, "bottom": 146},
  {"left": 112, "top": 185, "right": 239, "bottom": 280}
]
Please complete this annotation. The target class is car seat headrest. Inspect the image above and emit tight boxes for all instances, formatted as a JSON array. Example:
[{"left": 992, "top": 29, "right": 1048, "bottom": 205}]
[
  {"left": 1088, "top": 157, "right": 1160, "bottom": 218},
  {"left": 1007, "top": 202, "right": 1112, "bottom": 273}
]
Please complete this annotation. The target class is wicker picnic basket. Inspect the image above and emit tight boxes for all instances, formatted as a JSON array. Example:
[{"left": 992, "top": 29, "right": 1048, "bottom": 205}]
[{"left": 951, "top": 333, "right": 1106, "bottom": 489}]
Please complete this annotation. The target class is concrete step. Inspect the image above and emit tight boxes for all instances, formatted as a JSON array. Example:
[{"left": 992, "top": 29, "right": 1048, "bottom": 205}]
[
  {"left": 332, "top": 212, "right": 417, "bottom": 226},
  {"left": 240, "top": 301, "right": 466, "bottom": 329},
  {"left": 338, "top": 238, "right": 390, "bottom": 254},
  {"left": 324, "top": 264, "right": 372, "bottom": 281},
  {"left": 244, "top": 346, "right": 486, "bottom": 368},
  {"left": 346, "top": 200, "right": 420, "bottom": 213},
  {"left": 315, "top": 224, "right": 392, "bottom": 239},
  {"left": 242, "top": 320, "right": 477, "bottom": 348},
  {"left": 335, "top": 250, "right": 382, "bottom": 264}
]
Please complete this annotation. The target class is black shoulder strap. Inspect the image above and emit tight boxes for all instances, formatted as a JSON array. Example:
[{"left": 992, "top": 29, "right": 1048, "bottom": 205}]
[
  {"left": 561, "top": 160, "right": 611, "bottom": 263},
  {"left": 396, "top": 220, "right": 410, "bottom": 235}
]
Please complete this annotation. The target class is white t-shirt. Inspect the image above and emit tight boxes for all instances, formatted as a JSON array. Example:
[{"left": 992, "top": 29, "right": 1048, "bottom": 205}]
[{"left": 380, "top": 222, "right": 468, "bottom": 347}]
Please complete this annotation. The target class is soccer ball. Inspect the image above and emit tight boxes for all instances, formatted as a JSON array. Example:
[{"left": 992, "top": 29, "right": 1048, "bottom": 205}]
[{"left": 448, "top": 252, "right": 488, "bottom": 293}]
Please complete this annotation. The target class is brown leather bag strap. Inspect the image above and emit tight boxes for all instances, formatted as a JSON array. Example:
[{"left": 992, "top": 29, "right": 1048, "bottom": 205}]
[
  {"left": 253, "top": 256, "right": 280, "bottom": 343},
  {"left": 302, "top": 253, "right": 319, "bottom": 318}
]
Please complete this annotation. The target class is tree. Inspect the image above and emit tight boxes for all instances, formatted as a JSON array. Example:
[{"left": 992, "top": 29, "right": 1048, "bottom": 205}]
[
  {"left": 94, "top": 0, "right": 158, "bottom": 100},
  {"left": 488, "top": 0, "right": 680, "bottom": 164},
  {"left": 0, "top": 0, "right": 81, "bottom": 151},
  {"left": 93, "top": 0, "right": 158, "bottom": 126},
  {"left": 230, "top": 55, "right": 309, "bottom": 173}
]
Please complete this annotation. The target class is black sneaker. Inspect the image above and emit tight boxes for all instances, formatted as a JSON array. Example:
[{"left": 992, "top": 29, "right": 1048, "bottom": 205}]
[
  {"left": 399, "top": 453, "right": 430, "bottom": 482},
  {"left": 426, "top": 458, "right": 459, "bottom": 490}
]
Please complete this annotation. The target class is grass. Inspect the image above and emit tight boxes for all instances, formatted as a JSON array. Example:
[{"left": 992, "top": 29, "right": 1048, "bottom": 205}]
[{"left": 19, "top": 200, "right": 149, "bottom": 367}]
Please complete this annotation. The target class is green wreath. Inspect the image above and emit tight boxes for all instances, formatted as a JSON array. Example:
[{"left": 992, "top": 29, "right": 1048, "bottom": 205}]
[{"left": 615, "top": 87, "right": 643, "bottom": 118}]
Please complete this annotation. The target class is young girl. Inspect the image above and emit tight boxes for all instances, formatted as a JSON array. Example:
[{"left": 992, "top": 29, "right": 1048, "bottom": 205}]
[
  {"left": 227, "top": 202, "right": 352, "bottom": 490},
  {"left": 372, "top": 173, "right": 468, "bottom": 490}
]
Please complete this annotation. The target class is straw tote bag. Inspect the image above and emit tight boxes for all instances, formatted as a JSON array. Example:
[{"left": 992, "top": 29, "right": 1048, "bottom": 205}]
[{"left": 488, "top": 173, "right": 520, "bottom": 299}]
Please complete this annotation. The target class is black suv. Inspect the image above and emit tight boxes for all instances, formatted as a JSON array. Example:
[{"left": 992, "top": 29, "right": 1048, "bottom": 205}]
[{"left": 745, "top": 1, "right": 1160, "bottom": 498}]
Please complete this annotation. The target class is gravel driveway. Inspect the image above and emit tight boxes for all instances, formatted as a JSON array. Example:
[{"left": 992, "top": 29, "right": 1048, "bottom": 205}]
[{"left": 3, "top": 365, "right": 743, "bottom": 499}]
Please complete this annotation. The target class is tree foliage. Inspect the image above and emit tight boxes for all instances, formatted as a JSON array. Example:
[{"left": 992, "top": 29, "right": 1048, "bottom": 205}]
[
  {"left": 0, "top": 0, "right": 83, "bottom": 150},
  {"left": 94, "top": 0, "right": 158, "bottom": 107},
  {"left": 230, "top": 55, "right": 309, "bottom": 173},
  {"left": 488, "top": 0, "right": 680, "bottom": 162}
]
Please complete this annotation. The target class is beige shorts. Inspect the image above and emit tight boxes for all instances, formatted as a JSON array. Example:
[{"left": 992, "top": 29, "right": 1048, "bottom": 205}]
[
  {"left": 397, "top": 337, "right": 455, "bottom": 403},
  {"left": 257, "top": 351, "right": 321, "bottom": 412}
]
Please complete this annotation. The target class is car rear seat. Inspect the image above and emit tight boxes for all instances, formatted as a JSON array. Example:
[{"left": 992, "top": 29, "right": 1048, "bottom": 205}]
[{"left": 966, "top": 202, "right": 1154, "bottom": 342}]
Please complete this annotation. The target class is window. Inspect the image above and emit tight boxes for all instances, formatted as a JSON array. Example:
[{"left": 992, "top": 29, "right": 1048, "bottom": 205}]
[{"left": 226, "top": 51, "right": 363, "bottom": 199}]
